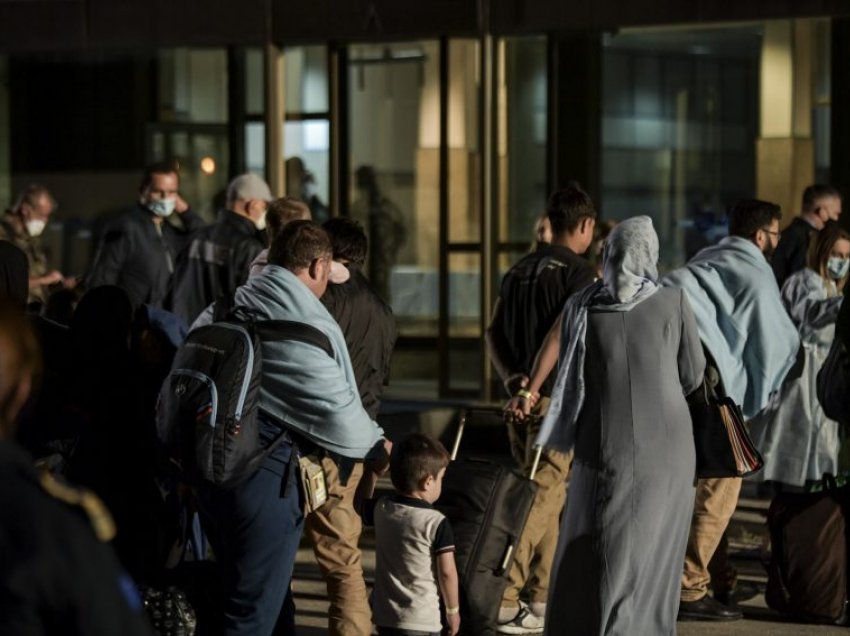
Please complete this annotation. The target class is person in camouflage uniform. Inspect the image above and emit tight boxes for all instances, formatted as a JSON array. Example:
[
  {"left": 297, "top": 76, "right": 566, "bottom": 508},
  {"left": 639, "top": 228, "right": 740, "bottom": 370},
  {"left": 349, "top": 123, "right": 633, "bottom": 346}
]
[{"left": 0, "top": 184, "right": 64, "bottom": 306}]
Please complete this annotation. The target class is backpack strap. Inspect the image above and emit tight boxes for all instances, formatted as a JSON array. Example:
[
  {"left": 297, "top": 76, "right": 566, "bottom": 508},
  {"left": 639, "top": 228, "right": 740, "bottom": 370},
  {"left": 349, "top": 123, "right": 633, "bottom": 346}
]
[
  {"left": 255, "top": 320, "right": 334, "bottom": 358},
  {"left": 212, "top": 295, "right": 333, "bottom": 358}
]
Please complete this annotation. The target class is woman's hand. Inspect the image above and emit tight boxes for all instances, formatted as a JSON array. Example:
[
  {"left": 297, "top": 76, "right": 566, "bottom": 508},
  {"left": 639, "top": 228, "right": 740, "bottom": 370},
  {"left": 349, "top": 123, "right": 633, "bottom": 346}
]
[{"left": 504, "top": 389, "right": 540, "bottom": 419}]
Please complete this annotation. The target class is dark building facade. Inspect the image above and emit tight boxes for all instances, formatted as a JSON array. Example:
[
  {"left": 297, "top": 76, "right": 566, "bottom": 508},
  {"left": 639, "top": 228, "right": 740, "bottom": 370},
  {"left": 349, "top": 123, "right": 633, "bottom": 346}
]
[{"left": 1, "top": 0, "right": 849, "bottom": 398}]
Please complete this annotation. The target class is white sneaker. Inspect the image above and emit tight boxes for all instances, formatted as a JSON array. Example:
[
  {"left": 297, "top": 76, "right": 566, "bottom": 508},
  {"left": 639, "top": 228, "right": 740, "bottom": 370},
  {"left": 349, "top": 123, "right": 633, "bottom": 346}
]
[
  {"left": 496, "top": 602, "right": 545, "bottom": 634},
  {"left": 529, "top": 602, "right": 546, "bottom": 619}
]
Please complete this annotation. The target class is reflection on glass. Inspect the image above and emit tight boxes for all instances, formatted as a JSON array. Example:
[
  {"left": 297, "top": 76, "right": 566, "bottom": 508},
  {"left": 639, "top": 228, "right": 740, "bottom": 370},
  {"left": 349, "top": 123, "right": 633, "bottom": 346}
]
[
  {"left": 157, "top": 49, "right": 228, "bottom": 123},
  {"left": 349, "top": 41, "right": 440, "bottom": 337},
  {"left": 449, "top": 252, "right": 481, "bottom": 338},
  {"left": 246, "top": 122, "right": 265, "bottom": 175},
  {"left": 284, "top": 120, "right": 330, "bottom": 213},
  {"left": 448, "top": 40, "right": 482, "bottom": 243},
  {"left": 499, "top": 37, "right": 548, "bottom": 244},
  {"left": 285, "top": 46, "right": 328, "bottom": 113},
  {"left": 601, "top": 25, "right": 762, "bottom": 269},
  {"left": 283, "top": 46, "right": 330, "bottom": 223}
]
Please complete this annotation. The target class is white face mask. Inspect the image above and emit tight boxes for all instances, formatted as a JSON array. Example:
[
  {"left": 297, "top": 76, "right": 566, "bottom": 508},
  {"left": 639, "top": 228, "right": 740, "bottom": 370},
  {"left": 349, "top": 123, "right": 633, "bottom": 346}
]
[
  {"left": 25, "top": 219, "right": 47, "bottom": 237},
  {"left": 147, "top": 198, "right": 176, "bottom": 218},
  {"left": 255, "top": 210, "right": 268, "bottom": 231},
  {"left": 827, "top": 257, "right": 850, "bottom": 280}
]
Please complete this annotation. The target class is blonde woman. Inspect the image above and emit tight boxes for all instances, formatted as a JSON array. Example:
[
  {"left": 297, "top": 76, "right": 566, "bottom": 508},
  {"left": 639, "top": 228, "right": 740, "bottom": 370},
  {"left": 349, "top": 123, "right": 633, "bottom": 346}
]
[{"left": 750, "top": 223, "right": 850, "bottom": 488}]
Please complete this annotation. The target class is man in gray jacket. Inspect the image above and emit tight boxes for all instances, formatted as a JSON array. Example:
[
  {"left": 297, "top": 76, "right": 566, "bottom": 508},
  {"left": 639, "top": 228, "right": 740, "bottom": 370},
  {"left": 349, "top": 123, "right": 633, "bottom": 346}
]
[{"left": 193, "top": 220, "right": 389, "bottom": 636}]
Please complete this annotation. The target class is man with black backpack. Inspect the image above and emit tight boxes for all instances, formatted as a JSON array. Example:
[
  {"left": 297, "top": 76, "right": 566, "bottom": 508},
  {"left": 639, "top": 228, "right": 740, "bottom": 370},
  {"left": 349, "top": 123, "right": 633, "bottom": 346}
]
[{"left": 182, "top": 220, "right": 390, "bottom": 636}]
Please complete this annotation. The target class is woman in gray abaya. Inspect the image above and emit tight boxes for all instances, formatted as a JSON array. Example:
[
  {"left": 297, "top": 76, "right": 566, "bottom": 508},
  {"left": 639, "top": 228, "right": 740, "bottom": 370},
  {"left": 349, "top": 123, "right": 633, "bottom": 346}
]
[{"left": 509, "top": 216, "right": 705, "bottom": 635}]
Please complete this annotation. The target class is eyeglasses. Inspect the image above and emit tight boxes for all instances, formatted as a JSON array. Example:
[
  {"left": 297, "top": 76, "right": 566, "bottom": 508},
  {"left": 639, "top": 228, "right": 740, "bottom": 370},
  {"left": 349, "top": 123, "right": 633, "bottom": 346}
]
[{"left": 760, "top": 228, "right": 780, "bottom": 238}]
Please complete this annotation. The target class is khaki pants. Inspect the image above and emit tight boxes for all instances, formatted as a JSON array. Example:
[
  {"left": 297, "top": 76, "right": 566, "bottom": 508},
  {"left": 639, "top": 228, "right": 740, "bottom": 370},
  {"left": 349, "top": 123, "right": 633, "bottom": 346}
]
[
  {"left": 304, "top": 458, "right": 371, "bottom": 636},
  {"left": 502, "top": 401, "right": 572, "bottom": 607},
  {"left": 681, "top": 476, "right": 742, "bottom": 602}
]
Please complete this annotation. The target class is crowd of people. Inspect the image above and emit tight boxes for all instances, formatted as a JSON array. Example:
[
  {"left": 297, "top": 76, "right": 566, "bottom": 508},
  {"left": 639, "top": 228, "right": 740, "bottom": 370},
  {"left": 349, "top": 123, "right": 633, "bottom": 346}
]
[
  {"left": 0, "top": 165, "right": 847, "bottom": 636},
  {"left": 490, "top": 183, "right": 847, "bottom": 635}
]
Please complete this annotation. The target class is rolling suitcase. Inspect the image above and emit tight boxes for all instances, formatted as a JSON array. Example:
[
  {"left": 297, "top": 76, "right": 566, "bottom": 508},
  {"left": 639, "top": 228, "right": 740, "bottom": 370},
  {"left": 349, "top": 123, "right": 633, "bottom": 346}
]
[
  {"left": 436, "top": 408, "right": 541, "bottom": 636},
  {"left": 765, "top": 474, "right": 850, "bottom": 625}
]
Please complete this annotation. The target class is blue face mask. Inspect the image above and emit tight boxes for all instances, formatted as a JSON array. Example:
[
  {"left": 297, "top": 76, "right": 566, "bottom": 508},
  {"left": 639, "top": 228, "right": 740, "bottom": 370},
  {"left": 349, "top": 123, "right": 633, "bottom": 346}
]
[
  {"left": 827, "top": 257, "right": 850, "bottom": 280},
  {"left": 147, "top": 198, "right": 176, "bottom": 218}
]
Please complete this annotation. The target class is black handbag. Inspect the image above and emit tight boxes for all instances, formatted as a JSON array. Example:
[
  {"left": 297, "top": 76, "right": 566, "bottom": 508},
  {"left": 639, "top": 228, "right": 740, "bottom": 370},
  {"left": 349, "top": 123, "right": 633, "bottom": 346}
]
[{"left": 688, "top": 379, "right": 764, "bottom": 479}]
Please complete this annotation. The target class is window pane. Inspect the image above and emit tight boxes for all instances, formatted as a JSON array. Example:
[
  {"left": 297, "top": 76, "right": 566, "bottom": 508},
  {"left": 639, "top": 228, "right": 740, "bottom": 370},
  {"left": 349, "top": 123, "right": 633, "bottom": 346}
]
[
  {"left": 158, "top": 49, "right": 228, "bottom": 123},
  {"left": 285, "top": 46, "right": 328, "bottom": 113},
  {"left": 284, "top": 120, "right": 330, "bottom": 223},
  {"left": 601, "top": 26, "right": 762, "bottom": 269},
  {"left": 448, "top": 251, "right": 482, "bottom": 392},
  {"left": 245, "top": 48, "right": 264, "bottom": 115},
  {"left": 349, "top": 41, "right": 440, "bottom": 337},
  {"left": 498, "top": 37, "right": 548, "bottom": 244},
  {"left": 246, "top": 122, "right": 265, "bottom": 175}
]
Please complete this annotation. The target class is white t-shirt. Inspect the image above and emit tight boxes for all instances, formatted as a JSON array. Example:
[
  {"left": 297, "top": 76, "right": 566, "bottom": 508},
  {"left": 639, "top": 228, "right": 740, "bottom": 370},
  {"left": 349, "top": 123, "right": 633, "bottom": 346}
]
[{"left": 369, "top": 495, "right": 455, "bottom": 632}]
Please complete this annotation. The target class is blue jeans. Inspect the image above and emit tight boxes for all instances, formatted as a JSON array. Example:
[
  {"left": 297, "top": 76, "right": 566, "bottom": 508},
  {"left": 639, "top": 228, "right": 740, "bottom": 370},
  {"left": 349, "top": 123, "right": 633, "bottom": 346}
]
[{"left": 198, "top": 422, "right": 303, "bottom": 635}]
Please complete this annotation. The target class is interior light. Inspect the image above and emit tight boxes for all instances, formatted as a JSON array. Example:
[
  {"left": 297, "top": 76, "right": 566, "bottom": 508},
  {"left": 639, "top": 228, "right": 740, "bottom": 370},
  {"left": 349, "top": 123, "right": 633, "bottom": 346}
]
[{"left": 200, "top": 156, "right": 216, "bottom": 175}]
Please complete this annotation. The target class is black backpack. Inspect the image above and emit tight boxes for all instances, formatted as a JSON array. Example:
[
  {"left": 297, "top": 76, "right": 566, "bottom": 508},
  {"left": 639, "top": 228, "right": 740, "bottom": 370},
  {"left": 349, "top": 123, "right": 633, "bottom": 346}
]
[{"left": 155, "top": 303, "right": 332, "bottom": 488}]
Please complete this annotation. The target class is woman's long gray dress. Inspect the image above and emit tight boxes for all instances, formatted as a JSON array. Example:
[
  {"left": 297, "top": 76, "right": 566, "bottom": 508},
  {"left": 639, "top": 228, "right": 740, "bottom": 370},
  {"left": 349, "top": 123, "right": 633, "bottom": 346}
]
[{"left": 545, "top": 287, "right": 705, "bottom": 635}]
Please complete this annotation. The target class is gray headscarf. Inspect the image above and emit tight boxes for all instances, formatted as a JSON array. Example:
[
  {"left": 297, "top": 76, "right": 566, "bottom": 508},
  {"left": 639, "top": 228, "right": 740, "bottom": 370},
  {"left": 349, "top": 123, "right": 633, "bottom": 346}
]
[{"left": 535, "top": 216, "right": 660, "bottom": 452}]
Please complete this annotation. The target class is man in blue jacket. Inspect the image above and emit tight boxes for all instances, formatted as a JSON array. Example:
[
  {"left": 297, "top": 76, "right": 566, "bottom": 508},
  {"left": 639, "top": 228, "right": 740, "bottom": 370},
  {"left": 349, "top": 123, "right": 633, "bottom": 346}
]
[{"left": 192, "top": 220, "right": 389, "bottom": 636}]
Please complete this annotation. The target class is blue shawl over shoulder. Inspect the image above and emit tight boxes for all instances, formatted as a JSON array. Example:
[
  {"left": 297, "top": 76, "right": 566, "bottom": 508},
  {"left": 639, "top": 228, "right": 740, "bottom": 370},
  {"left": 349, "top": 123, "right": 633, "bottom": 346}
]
[
  {"left": 193, "top": 265, "right": 385, "bottom": 459},
  {"left": 662, "top": 236, "right": 799, "bottom": 419}
]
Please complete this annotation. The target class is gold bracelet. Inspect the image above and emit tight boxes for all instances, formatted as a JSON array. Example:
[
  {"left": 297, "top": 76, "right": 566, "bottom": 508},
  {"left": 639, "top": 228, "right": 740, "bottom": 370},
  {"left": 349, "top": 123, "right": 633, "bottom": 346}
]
[
  {"left": 445, "top": 606, "right": 460, "bottom": 615},
  {"left": 516, "top": 389, "right": 533, "bottom": 400}
]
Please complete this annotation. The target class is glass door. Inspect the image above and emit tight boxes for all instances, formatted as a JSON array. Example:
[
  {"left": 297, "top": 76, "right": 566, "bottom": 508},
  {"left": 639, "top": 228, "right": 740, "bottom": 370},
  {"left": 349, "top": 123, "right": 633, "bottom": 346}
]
[{"left": 347, "top": 41, "right": 442, "bottom": 397}]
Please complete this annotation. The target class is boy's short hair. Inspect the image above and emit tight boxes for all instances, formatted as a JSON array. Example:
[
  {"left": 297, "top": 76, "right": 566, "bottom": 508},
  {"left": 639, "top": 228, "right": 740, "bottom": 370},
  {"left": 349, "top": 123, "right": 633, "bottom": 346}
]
[
  {"left": 546, "top": 182, "right": 597, "bottom": 237},
  {"left": 390, "top": 433, "right": 450, "bottom": 494},
  {"left": 727, "top": 199, "right": 782, "bottom": 239}
]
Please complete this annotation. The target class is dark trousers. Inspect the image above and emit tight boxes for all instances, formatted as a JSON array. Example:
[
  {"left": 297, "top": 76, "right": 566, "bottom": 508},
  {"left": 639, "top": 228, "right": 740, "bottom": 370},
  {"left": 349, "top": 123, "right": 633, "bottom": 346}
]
[{"left": 198, "top": 429, "right": 303, "bottom": 636}]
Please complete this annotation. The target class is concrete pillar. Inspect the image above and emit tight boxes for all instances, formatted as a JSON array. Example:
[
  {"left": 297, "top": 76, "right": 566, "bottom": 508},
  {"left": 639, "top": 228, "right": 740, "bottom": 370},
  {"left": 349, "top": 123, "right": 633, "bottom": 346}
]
[{"left": 757, "top": 19, "right": 816, "bottom": 224}]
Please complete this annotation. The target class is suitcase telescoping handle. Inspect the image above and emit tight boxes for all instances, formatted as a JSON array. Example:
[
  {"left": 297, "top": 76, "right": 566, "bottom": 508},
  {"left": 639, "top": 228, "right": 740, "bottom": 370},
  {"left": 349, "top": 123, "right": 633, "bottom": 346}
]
[{"left": 451, "top": 409, "right": 543, "bottom": 481}]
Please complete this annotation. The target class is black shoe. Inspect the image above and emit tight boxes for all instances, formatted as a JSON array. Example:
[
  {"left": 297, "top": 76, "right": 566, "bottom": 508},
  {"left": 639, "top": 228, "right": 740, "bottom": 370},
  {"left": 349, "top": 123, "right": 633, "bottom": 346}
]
[
  {"left": 713, "top": 581, "right": 761, "bottom": 606},
  {"left": 678, "top": 596, "right": 743, "bottom": 621}
]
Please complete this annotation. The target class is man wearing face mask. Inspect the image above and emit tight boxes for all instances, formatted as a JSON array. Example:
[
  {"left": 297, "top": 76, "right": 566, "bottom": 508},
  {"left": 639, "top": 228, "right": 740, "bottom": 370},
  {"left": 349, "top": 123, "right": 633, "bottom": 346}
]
[
  {"left": 772, "top": 184, "right": 843, "bottom": 288},
  {"left": 168, "top": 173, "right": 272, "bottom": 324},
  {"left": 0, "top": 184, "right": 65, "bottom": 305},
  {"left": 85, "top": 162, "right": 205, "bottom": 309}
]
